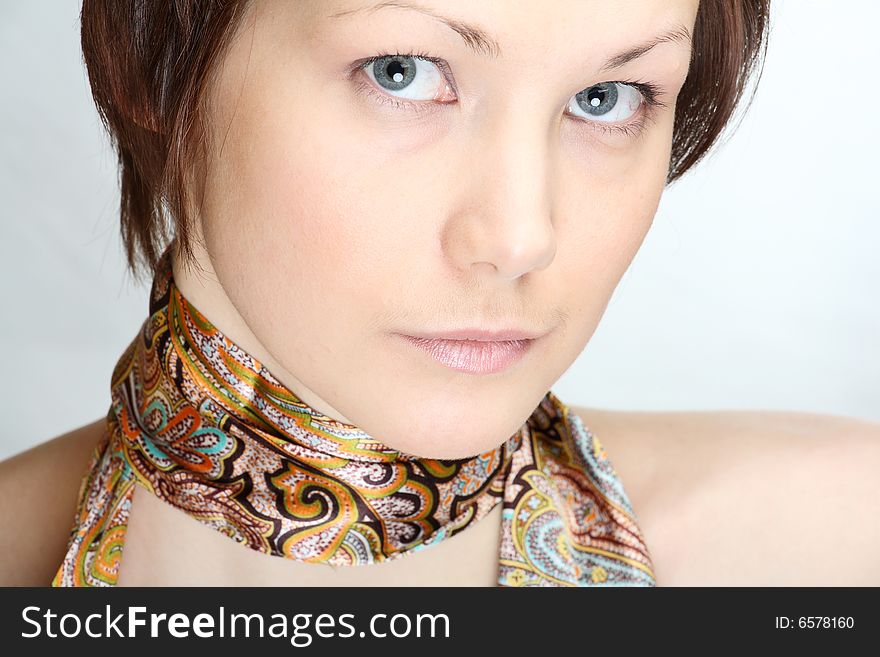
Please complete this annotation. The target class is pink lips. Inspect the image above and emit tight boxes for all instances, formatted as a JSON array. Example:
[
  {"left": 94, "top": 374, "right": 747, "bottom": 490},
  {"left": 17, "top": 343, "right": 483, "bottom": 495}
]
[{"left": 397, "top": 331, "right": 540, "bottom": 374}]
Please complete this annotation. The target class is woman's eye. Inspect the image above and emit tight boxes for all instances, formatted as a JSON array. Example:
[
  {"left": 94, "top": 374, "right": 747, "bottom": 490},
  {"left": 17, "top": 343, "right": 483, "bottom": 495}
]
[
  {"left": 356, "top": 53, "right": 658, "bottom": 136},
  {"left": 566, "top": 83, "right": 644, "bottom": 123},
  {"left": 362, "top": 54, "right": 449, "bottom": 102}
]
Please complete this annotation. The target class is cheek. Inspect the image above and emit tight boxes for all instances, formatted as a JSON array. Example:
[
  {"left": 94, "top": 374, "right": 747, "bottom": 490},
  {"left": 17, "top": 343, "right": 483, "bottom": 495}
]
[
  {"left": 554, "top": 116, "right": 672, "bottom": 318},
  {"left": 206, "top": 100, "right": 392, "bottom": 306}
]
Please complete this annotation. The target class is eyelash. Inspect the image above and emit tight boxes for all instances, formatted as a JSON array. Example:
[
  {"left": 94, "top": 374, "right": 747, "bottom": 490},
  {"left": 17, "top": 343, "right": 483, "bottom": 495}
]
[{"left": 353, "top": 49, "right": 668, "bottom": 139}]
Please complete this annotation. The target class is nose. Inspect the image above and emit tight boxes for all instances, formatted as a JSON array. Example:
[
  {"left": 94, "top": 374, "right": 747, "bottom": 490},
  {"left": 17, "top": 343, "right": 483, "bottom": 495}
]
[{"left": 442, "top": 113, "right": 558, "bottom": 281}]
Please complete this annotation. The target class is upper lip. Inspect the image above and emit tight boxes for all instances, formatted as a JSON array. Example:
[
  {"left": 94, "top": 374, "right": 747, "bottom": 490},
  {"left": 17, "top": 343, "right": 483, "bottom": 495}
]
[{"left": 400, "top": 327, "right": 547, "bottom": 342}]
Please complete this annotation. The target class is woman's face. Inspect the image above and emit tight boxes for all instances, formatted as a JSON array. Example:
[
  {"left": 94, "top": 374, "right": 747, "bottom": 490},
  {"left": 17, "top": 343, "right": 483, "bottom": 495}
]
[{"left": 184, "top": 0, "right": 699, "bottom": 459}]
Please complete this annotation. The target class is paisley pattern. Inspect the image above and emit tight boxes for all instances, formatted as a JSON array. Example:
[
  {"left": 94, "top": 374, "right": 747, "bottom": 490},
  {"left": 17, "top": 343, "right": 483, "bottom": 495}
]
[{"left": 52, "top": 244, "right": 655, "bottom": 587}]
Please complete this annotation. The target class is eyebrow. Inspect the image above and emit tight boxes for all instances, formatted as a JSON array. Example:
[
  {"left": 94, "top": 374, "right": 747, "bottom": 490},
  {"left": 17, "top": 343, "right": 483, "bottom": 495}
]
[{"left": 329, "top": 1, "right": 692, "bottom": 71}]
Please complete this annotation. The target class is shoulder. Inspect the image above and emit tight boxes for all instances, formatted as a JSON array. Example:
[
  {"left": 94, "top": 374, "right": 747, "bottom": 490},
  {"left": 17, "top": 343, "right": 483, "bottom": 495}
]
[
  {"left": 0, "top": 417, "right": 107, "bottom": 586},
  {"left": 570, "top": 405, "right": 880, "bottom": 585}
]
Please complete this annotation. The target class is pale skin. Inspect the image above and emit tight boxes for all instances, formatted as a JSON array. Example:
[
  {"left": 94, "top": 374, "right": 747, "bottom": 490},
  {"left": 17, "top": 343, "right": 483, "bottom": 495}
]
[{"left": 1, "top": 0, "right": 879, "bottom": 586}]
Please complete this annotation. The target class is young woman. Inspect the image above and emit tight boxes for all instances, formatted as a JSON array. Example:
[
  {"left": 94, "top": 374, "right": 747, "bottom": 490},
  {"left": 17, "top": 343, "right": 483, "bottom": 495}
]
[{"left": 2, "top": 0, "right": 878, "bottom": 587}]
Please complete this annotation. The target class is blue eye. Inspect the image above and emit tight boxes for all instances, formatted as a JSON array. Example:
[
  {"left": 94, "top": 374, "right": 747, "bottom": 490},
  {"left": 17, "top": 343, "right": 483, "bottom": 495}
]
[
  {"left": 567, "top": 83, "right": 644, "bottom": 123},
  {"left": 362, "top": 53, "right": 450, "bottom": 102},
  {"left": 354, "top": 50, "right": 666, "bottom": 137}
]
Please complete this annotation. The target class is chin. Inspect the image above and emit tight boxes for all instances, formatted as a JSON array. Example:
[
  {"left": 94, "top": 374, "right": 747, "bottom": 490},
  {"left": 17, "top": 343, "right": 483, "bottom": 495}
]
[
  {"left": 355, "top": 373, "right": 544, "bottom": 459},
  {"left": 385, "top": 413, "right": 523, "bottom": 461}
]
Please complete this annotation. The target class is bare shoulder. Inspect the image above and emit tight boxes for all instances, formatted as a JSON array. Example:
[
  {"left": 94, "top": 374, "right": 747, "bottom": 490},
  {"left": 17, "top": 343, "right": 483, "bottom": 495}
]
[
  {"left": 570, "top": 405, "right": 880, "bottom": 586},
  {"left": 0, "top": 416, "right": 107, "bottom": 586}
]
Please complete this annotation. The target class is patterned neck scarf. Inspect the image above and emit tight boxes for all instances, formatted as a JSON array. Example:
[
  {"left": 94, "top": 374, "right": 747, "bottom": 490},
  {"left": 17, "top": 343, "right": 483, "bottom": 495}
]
[{"left": 53, "top": 243, "right": 655, "bottom": 587}]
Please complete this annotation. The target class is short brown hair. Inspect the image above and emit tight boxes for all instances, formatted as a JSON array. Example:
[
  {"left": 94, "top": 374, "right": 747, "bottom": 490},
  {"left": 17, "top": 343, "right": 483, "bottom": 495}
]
[{"left": 80, "top": 0, "right": 771, "bottom": 283}]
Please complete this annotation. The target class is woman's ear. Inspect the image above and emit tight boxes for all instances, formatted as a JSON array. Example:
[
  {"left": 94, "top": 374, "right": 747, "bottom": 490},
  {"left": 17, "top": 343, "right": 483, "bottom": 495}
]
[
  {"left": 91, "top": 68, "right": 166, "bottom": 137},
  {"left": 129, "top": 105, "right": 163, "bottom": 134},
  {"left": 120, "top": 85, "right": 165, "bottom": 134}
]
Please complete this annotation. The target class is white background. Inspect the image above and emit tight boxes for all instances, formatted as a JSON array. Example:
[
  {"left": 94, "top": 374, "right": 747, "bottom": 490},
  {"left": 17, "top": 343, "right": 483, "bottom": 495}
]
[{"left": 1, "top": 1, "right": 877, "bottom": 461}]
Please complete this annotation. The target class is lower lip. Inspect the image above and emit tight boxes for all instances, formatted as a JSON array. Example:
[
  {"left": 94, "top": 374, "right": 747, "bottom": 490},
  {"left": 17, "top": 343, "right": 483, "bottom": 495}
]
[{"left": 397, "top": 335, "right": 537, "bottom": 374}]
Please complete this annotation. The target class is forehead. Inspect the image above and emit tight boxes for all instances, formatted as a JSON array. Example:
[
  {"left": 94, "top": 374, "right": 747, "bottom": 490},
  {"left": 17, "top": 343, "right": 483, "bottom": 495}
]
[{"left": 314, "top": 0, "right": 700, "bottom": 50}]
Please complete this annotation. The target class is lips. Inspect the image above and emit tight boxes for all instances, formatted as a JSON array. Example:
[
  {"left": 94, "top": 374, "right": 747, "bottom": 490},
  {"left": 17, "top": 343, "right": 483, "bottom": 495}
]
[
  {"left": 402, "top": 327, "right": 546, "bottom": 342},
  {"left": 397, "top": 333, "right": 539, "bottom": 374}
]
